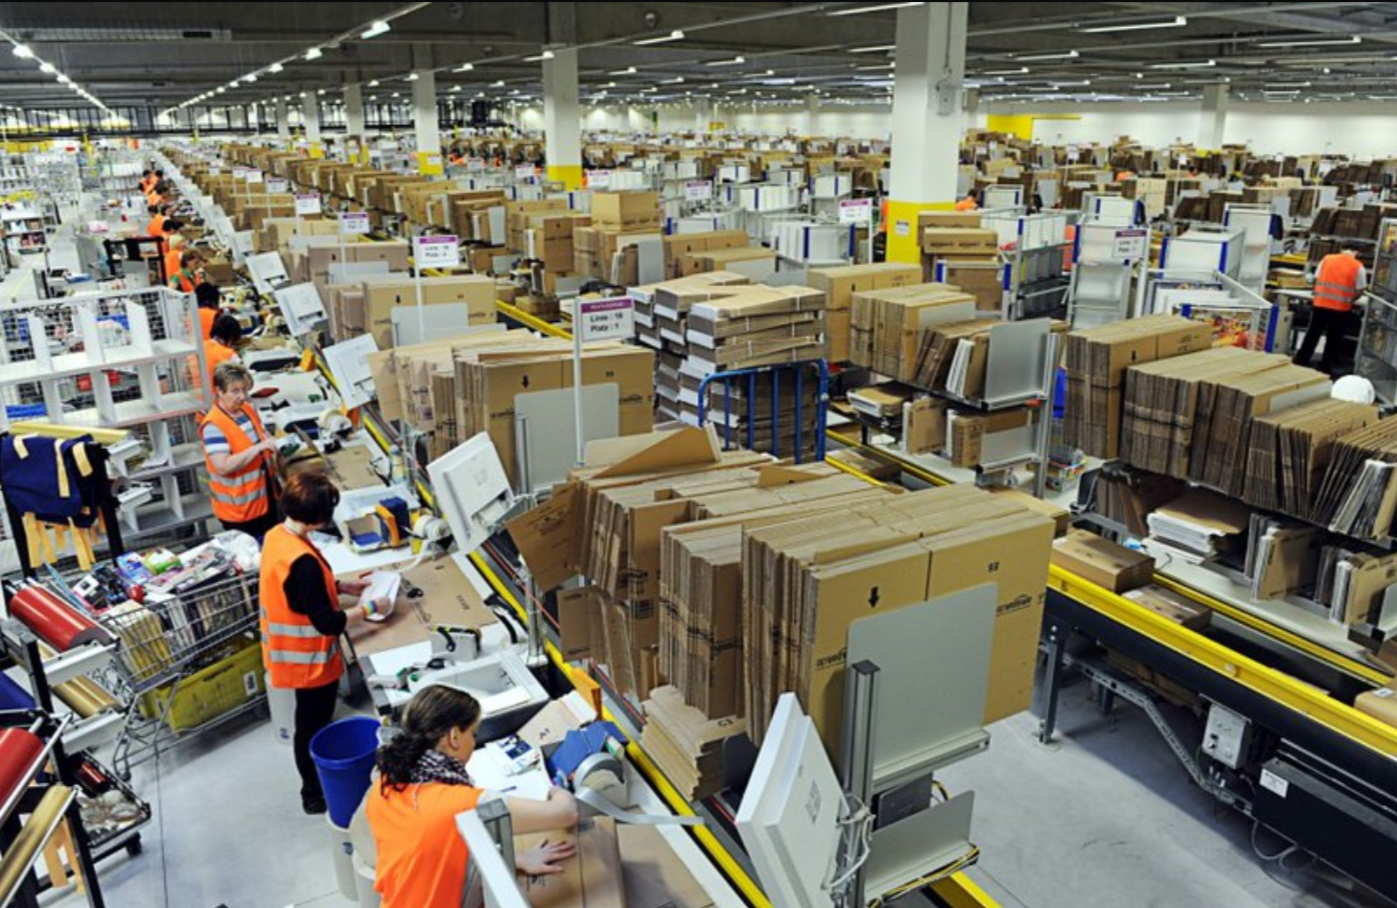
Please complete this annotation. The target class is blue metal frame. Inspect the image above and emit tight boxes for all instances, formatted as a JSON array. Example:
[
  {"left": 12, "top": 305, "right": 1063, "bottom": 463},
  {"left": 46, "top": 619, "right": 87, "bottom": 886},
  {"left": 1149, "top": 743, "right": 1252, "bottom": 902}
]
[{"left": 695, "top": 359, "right": 829, "bottom": 463}]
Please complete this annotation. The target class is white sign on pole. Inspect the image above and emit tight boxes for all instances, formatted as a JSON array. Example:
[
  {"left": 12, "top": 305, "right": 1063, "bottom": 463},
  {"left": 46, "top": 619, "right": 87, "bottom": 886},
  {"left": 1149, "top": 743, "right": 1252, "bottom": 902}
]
[
  {"left": 1112, "top": 228, "right": 1149, "bottom": 262},
  {"left": 684, "top": 180, "right": 713, "bottom": 202},
  {"left": 232, "top": 167, "right": 250, "bottom": 181},
  {"left": 246, "top": 169, "right": 264, "bottom": 185},
  {"left": 414, "top": 235, "right": 461, "bottom": 270},
  {"left": 208, "top": 164, "right": 222, "bottom": 176},
  {"left": 589, "top": 170, "right": 612, "bottom": 188},
  {"left": 295, "top": 193, "right": 322, "bottom": 216},
  {"left": 576, "top": 296, "right": 635, "bottom": 342},
  {"left": 265, "top": 177, "right": 290, "bottom": 194},
  {"left": 339, "top": 212, "right": 371, "bottom": 235},
  {"left": 467, "top": 158, "right": 485, "bottom": 173},
  {"left": 516, "top": 165, "right": 537, "bottom": 181},
  {"left": 838, "top": 198, "right": 873, "bottom": 225}
]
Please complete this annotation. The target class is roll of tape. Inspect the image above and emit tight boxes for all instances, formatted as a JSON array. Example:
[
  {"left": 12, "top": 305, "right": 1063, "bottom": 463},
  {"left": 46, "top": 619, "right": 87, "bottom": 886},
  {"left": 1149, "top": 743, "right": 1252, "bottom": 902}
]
[{"left": 9, "top": 585, "right": 110, "bottom": 652}]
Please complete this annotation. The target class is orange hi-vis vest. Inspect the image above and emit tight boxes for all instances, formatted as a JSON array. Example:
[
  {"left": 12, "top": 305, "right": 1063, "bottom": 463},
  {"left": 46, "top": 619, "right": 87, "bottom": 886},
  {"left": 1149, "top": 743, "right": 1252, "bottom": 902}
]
[
  {"left": 171, "top": 269, "right": 200, "bottom": 293},
  {"left": 1314, "top": 253, "right": 1363, "bottom": 312},
  {"left": 145, "top": 213, "right": 167, "bottom": 237},
  {"left": 199, "top": 307, "right": 217, "bottom": 341},
  {"left": 259, "top": 526, "right": 344, "bottom": 689},
  {"left": 200, "top": 402, "right": 273, "bottom": 523},
  {"left": 198, "top": 340, "right": 236, "bottom": 392},
  {"left": 368, "top": 782, "right": 484, "bottom": 908}
]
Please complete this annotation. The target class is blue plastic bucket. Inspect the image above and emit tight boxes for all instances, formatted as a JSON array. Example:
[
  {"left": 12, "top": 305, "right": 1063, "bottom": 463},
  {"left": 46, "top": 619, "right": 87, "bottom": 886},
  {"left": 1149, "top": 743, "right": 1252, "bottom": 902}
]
[{"left": 310, "top": 716, "right": 381, "bottom": 827}]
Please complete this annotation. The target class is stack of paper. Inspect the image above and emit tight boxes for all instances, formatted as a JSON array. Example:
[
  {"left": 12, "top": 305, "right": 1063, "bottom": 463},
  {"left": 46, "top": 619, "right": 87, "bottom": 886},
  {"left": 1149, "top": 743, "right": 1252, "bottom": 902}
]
[{"left": 640, "top": 686, "right": 747, "bottom": 801}]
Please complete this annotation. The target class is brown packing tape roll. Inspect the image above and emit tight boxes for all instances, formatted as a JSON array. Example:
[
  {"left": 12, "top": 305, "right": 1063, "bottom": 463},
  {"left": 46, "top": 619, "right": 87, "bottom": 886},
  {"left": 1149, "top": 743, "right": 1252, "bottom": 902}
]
[
  {"left": 0, "top": 785, "right": 74, "bottom": 903},
  {"left": 54, "top": 677, "right": 119, "bottom": 720}
]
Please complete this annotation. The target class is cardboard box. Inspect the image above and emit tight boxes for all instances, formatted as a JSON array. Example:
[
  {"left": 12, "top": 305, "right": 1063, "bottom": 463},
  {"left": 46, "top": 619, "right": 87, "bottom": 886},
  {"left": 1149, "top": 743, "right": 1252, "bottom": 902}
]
[
  {"left": 1355, "top": 687, "right": 1397, "bottom": 729},
  {"left": 807, "top": 262, "right": 922, "bottom": 311},
  {"left": 905, "top": 397, "right": 948, "bottom": 455},
  {"left": 516, "top": 818, "right": 625, "bottom": 908},
  {"left": 591, "top": 191, "right": 661, "bottom": 229},
  {"left": 1122, "top": 585, "right": 1211, "bottom": 630},
  {"left": 921, "top": 227, "right": 1000, "bottom": 255},
  {"left": 352, "top": 274, "right": 495, "bottom": 348},
  {"left": 1051, "top": 530, "right": 1156, "bottom": 593}
]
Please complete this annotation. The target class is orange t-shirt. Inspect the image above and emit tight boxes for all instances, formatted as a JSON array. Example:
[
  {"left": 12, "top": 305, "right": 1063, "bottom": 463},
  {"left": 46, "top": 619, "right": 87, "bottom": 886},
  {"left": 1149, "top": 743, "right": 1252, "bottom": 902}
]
[
  {"left": 145, "top": 214, "right": 167, "bottom": 238},
  {"left": 199, "top": 307, "right": 217, "bottom": 341},
  {"left": 955, "top": 197, "right": 979, "bottom": 211},
  {"left": 367, "top": 781, "right": 485, "bottom": 908}
]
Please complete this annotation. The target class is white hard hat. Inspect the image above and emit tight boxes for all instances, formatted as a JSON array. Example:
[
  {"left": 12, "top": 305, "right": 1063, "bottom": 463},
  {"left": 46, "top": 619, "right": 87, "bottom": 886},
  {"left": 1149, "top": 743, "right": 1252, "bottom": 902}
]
[{"left": 1333, "top": 375, "right": 1376, "bottom": 405}]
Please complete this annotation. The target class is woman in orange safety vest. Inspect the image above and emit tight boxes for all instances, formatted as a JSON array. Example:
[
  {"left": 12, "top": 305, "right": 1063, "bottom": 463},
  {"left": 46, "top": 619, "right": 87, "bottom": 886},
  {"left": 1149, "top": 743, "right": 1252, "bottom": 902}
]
[
  {"left": 367, "top": 685, "right": 579, "bottom": 907},
  {"left": 260, "top": 471, "right": 385, "bottom": 814},
  {"left": 195, "top": 282, "right": 222, "bottom": 341},
  {"left": 1295, "top": 245, "right": 1367, "bottom": 375},
  {"left": 198, "top": 314, "right": 241, "bottom": 392},
  {"left": 144, "top": 204, "right": 167, "bottom": 238},
  {"left": 199, "top": 361, "right": 279, "bottom": 538},
  {"left": 169, "top": 249, "right": 204, "bottom": 293},
  {"left": 160, "top": 219, "right": 187, "bottom": 281}
]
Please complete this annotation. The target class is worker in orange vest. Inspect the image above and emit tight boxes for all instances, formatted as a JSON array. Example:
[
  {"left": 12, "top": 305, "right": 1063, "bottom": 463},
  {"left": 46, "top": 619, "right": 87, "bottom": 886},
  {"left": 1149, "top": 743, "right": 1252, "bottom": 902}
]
[
  {"left": 195, "top": 282, "right": 222, "bottom": 341},
  {"left": 169, "top": 249, "right": 204, "bottom": 293},
  {"left": 955, "top": 192, "right": 979, "bottom": 212},
  {"left": 259, "top": 471, "right": 384, "bottom": 814},
  {"left": 194, "top": 314, "right": 241, "bottom": 393},
  {"left": 144, "top": 204, "right": 168, "bottom": 238},
  {"left": 367, "top": 685, "right": 579, "bottom": 906},
  {"left": 139, "top": 169, "right": 156, "bottom": 195},
  {"left": 1295, "top": 245, "right": 1366, "bottom": 374},
  {"left": 160, "top": 219, "right": 188, "bottom": 280},
  {"left": 199, "top": 361, "right": 280, "bottom": 539}
]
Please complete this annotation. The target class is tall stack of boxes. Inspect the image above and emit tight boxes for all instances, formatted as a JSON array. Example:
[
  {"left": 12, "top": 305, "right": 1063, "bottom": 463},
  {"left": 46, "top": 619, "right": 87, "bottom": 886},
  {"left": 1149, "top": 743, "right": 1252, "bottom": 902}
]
[
  {"left": 575, "top": 191, "right": 664, "bottom": 285},
  {"left": 807, "top": 262, "right": 922, "bottom": 364}
]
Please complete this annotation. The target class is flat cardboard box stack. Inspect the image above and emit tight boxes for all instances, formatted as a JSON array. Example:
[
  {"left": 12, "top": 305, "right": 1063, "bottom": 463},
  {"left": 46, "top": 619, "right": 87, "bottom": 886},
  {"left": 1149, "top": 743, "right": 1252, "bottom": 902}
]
[
  {"left": 1308, "top": 419, "right": 1397, "bottom": 537},
  {"left": 591, "top": 191, "right": 663, "bottom": 231},
  {"left": 742, "top": 484, "right": 1056, "bottom": 752},
  {"left": 1243, "top": 398, "right": 1380, "bottom": 516},
  {"left": 849, "top": 283, "right": 978, "bottom": 383},
  {"left": 685, "top": 285, "right": 826, "bottom": 371},
  {"left": 807, "top": 263, "right": 922, "bottom": 363},
  {"left": 682, "top": 246, "right": 777, "bottom": 277},
  {"left": 574, "top": 225, "right": 664, "bottom": 285},
  {"left": 524, "top": 212, "right": 592, "bottom": 284},
  {"left": 1188, "top": 362, "right": 1331, "bottom": 497},
  {"left": 1062, "top": 314, "right": 1213, "bottom": 459},
  {"left": 910, "top": 317, "right": 1000, "bottom": 397},
  {"left": 663, "top": 230, "right": 750, "bottom": 279},
  {"left": 291, "top": 236, "right": 412, "bottom": 288},
  {"left": 506, "top": 199, "right": 570, "bottom": 253},
  {"left": 641, "top": 687, "right": 748, "bottom": 802},
  {"left": 331, "top": 273, "right": 497, "bottom": 348},
  {"left": 1120, "top": 347, "right": 1296, "bottom": 480},
  {"left": 920, "top": 227, "right": 1000, "bottom": 282}
]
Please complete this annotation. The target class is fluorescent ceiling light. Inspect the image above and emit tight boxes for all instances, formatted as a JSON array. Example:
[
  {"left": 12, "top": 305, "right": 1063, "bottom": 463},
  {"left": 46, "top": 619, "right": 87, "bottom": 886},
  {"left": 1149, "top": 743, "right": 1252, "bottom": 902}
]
[
  {"left": 406, "top": 73, "right": 420, "bottom": 81},
  {"left": 855, "top": 63, "right": 895, "bottom": 71},
  {"left": 454, "top": 63, "right": 474, "bottom": 72},
  {"left": 524, "top": 51, "right": 556, "bottom": 62},
  {"left": 1015, "top": 50, "right": 1079, "bottom": 61},
  {"left": 491, "top": 80, "right": 506, "bottom": 87},
  {"left": 12, "top": 44, "right": 31, "bottom": 59},
  {"left": 215, "top": 86, "right": 226, "bottom": 94},
  {"left": 245, "top": 74, "right": 258, "bottom": 83},
  {"left": 664, "top": 76, "right": 685, "bottom": 84},
  {"left": 983, "top": 67, "right": 1029, "bottom": 75},
  {"left": 304, "top": 47, "right": 323, "bottom": 61},
  {"left": 39, "top": 61, "right": 54, "bottom": 73},
  {"left": 1258, "top": 35, "right": 1361, "bottom": 48},
  {"left": 609, "top": 66, "right": 638, "bottom": 75},
  {"left": 1151, "top": 59, "right": 1215, "bottom": 69},
  {"left": 1080, "top": 16, "right": 1186, "bottom": 33},
  {"left": 368, "top": 79, "right": 380, "bottom": 87},
  {"left": 634, "top": 30, "right": 684, "bottom": 46},
  {"left": 829, "top": 2, "right": 924, "bottom": 15},
  {"left": 450, "top": 85, "right": 461, "bottom": 92},
  {"left": 850, "top": 45, "right": 895, "bottom": 54},
  {"left": 706, "top": 56, "right": 746, "bottom": 66},
  {"left": 362, "top": 20, "right": 391, "bottom": 39},
  {"left": 269, "top": 62, "right": 284, "bottom": 74}
]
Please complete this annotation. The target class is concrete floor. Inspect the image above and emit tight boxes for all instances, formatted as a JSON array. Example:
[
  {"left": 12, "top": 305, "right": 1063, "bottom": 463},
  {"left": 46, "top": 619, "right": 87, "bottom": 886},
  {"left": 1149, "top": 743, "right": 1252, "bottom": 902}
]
[{"left": 35, "top": 669, "right": 1390, "bottom": 908}]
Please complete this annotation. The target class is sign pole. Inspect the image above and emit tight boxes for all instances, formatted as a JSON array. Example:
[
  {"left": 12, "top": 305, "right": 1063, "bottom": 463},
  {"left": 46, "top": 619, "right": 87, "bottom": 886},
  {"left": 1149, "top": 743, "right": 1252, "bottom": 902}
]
[{"left": 573, "top": 313, "right": 586, "bottom": 466}]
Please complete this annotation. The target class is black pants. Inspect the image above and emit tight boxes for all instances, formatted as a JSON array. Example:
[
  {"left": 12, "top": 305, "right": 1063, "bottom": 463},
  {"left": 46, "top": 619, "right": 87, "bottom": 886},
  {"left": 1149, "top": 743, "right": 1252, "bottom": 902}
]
[
  {"left": 219, "top": 507, "right": 279, "bottom": 544},
  {"left": 1294, "top": 306, "right": 1350, "bottom": 374},
  {"left": 293, "top": 679, "right": 340, "bottom": 804}
]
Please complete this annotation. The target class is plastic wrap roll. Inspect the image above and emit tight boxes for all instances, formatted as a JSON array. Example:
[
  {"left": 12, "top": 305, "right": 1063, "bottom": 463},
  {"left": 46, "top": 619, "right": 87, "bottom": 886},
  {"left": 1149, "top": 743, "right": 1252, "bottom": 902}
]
[
  {"left": 0, "top": 672, "right": 35, "bottom": 710},
  {"left": 54, "top": 677, "right": 118, "bottom": 719},
  {"left": 0, "top": 784, "right": 71, "bottom": 903},
  {"left": 7, "top": 584, "right": 110, "bottom": 652},
  {"left": 0, "top": 728, "right": 45, "bottom": 804}
]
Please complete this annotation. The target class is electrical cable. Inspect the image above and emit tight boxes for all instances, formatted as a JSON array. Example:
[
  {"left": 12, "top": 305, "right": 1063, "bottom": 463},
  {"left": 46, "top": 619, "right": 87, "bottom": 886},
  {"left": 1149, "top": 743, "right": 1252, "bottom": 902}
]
[{"left": 1250, "top": 818, "right": 1300, "bottom": 863}]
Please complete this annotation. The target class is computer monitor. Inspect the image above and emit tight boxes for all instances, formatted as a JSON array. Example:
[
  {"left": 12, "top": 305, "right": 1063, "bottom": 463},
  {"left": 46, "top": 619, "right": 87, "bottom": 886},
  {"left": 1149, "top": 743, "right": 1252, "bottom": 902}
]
[
  {"left": 427, "top": 432, "right": 514, "bottom": 556},
  {"left": 736, "top": 693, "right": 845, "bottom": 908}
]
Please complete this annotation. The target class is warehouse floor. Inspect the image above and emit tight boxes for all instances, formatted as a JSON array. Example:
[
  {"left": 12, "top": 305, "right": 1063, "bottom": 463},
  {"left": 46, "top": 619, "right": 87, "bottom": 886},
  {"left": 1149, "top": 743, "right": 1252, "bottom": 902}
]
[{"left": 39, "top": 668, "right": 1389, "bottom": 908}]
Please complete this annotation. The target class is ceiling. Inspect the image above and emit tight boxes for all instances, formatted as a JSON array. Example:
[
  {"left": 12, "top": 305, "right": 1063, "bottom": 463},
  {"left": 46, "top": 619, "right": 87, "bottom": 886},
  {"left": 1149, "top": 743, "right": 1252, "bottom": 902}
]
[{"left": 0, "top": 1, "right": 1393, "bottom": 122}]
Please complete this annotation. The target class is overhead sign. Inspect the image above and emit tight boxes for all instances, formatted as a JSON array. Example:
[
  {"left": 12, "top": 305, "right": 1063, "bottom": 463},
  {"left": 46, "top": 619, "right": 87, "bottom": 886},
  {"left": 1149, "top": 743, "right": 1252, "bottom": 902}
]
[
  {"left": 839, "top": 198, "right": 874, "bottom": 224},
  {"left": 295, "top": 193, "right": 322, "bottom": 216},
  {"left": 684, "top": 180, "right": 713, "bottom": 202},
  {"left": 339, "top": 211, "right": 371, "bottom": 235},
  {"left": 577, "top": 296, "right": 635, "bottom": 342},
  {"left": 1113, "top": 228, "right": 1149, "bottom": 261},
  {"left": 415, "top": 234, "right": 461, "bottom": 269}
]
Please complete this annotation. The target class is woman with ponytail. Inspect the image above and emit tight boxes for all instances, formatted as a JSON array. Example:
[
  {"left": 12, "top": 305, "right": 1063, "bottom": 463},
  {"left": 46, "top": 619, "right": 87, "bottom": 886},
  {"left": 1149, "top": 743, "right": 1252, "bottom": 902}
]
[{"left": 367, "top": 685, "right": 580, "bottom": 907}]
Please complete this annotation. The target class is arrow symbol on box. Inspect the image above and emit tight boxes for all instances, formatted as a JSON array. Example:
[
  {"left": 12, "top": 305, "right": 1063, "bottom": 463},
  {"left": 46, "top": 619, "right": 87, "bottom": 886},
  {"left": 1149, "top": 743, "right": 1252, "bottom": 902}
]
[
  {"left": 869, "top": 587, "right": 880, "bottom": 609},
  {"left": 522, "top": 375, "right": 530, "bottom": 388}
]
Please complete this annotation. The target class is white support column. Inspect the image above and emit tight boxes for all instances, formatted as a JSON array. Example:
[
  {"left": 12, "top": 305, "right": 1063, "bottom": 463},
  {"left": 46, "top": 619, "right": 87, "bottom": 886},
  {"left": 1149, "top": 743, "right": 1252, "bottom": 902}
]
[
  {"left": 542, "top": 47, "right": 582, "bottom": 189},
  {"left": 803, "top": 94, "right": 819, "bottom": 137},
  {"left": 1199, "top": 83, "right": 1229, "bottom": 150},
  {"left": 276, "top": 98, "right": 290, "bottom": 140},
  {"left": 345, "top": 84, "right": 366, "bottom": 164},
  {"left": 887, "top": 1, "right": 968, "bottom": 263},
  {"left": 302, "top": 90, "right": 322, "bottom": 155},
  {"left": 695, "top": 97, "right": 712, "bottom": 134},
  {"left": 412, "top": 69, "right": 442, "bottom": 174}
]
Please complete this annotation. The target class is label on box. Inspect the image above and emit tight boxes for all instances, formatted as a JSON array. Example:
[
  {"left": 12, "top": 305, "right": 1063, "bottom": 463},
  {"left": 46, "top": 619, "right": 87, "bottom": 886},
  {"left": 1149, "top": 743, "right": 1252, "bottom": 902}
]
[
  {"left": 415, "top": 234, "right": 461, "bottom": 269},
  {"left": 894, "top": 219, "right": 910, "bottom": 237},
  {"left": 265, "top": 177, "right": 289, "bottom": 193},
  {"left": 295, "top": 193, "right": 322, "bottom": 216},
  {"left": 684, "top": 180, "right": 713, "bottom": 202},
  {"left": 209, "top": 164, "right": 221, "bottom": 175},
  {"left": 589, "top": 169, "right": 612, "bottom": 188},
  {"left": 577, "top": 296, "right": 635, "bottom": 342},
  {"left": 1112, "top": 228, "right": 1148, "bottom": 261},
  {"left": 839, "top": 198, "right": 873, "bottom": 224},
  {"left": 1259, "top": 769, "right": 1289, "bottom": 799},
  {"left": 516, "top": 165, "right": 537, "bottom": 181},
  {"left": 339, "top": 212, "right": 370, "bottom": 235},
  {"left": 246, "top": 169, "right": 264, "bottom": 185},
  {"left": 232, "top": 167, "right": 250, "bottom": 180}
]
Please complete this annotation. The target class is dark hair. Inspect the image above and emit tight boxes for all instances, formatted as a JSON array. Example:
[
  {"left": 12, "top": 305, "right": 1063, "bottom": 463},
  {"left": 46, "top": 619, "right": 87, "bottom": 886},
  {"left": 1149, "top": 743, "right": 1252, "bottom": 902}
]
[
  {"left": 147, "top": 204, "right": 160, "bottom": 214},
  {"left": 163, "top": 218, "right": 185, "bottom": 233},
  {"left": 377, "top": 686, "right": 482, "bottom": 792},
  {"left": 155, "top": 170, "right": 165, "bottom": 177},
  {"left": 280, "top": 471, "right": 341, "bottom": 526},
  {"left": 179, "top": 249, "right": 203, "bottom": 268},
  {"left": 195, "top": 282, "right": 221, "bottom": 308},
  {"left": 211, "top": 314, "right": 241, "bottom": 345}
]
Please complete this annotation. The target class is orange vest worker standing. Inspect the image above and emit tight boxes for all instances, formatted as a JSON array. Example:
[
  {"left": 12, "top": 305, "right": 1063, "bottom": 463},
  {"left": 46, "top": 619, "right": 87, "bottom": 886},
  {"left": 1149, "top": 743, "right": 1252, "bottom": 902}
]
[{"left": 1295, "top": 247, "right": 1366, "bottom": 375}]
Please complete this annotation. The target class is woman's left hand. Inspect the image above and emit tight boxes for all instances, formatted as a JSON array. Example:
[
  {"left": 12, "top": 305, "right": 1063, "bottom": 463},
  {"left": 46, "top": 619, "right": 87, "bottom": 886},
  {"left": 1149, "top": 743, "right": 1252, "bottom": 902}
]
[{"left": 515, "top": 840, "right": 577, "bottom": 877}]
